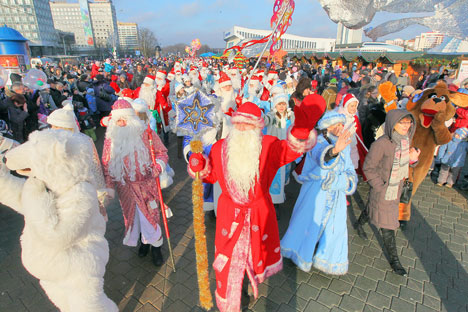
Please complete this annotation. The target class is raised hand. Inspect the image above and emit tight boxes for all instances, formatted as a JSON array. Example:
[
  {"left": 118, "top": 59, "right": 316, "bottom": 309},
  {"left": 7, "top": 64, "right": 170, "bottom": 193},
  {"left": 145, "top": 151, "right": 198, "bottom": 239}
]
[{"left": 332, "top": 129, "right": 352, "bottom": 155}]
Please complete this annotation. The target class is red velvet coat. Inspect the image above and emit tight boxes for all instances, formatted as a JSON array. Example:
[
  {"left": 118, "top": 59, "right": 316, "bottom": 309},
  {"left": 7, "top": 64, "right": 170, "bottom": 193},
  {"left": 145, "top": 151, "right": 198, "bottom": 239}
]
[{"left": 203, "top": 135, "right": 303, "bottom": 312}]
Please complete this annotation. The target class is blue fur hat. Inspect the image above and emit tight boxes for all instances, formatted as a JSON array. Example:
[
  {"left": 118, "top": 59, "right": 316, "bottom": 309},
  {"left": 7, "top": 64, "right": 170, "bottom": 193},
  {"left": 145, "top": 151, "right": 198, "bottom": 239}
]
[
  {"left": 454, "top": 127, "right": 468, "bottom": 141},
  {"left": 317, "top": 110, "right": 346, "bottom": 130}
]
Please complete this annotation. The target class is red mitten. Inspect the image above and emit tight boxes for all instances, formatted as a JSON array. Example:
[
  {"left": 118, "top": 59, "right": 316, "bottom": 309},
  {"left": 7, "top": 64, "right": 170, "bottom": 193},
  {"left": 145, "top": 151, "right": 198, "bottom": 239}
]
[
  {"left": 189, "top": 153, "right": 206, "bottom": 173},
  {"left": 291, "top": 94, "right": 326, "bottom": 139}
]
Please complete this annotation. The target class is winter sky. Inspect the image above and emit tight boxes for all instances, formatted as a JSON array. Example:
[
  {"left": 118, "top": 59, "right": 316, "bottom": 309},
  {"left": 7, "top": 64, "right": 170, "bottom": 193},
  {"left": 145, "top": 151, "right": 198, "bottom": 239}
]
[{"left": 113, "top": 0, "right": 432, "bottom": 47}]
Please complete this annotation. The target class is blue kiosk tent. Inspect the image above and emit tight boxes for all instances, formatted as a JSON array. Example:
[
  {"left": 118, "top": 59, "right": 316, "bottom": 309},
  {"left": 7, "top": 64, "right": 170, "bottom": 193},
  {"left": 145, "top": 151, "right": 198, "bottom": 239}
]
[{"left": 0, "top": 25, "right": 29, "bottom": 72}]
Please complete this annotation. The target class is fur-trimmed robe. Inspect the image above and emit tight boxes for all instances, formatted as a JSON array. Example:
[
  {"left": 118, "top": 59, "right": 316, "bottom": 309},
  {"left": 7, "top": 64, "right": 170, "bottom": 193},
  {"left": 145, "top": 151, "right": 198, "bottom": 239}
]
[
  {"left": 399, "top": 82, "right": 468, "bottom": 221},
  {"left": 199, "top": 131, "right": 316, "bottom": 312},
  {"left": 101, "top": 129, "right": 168, "bottom": 245}
]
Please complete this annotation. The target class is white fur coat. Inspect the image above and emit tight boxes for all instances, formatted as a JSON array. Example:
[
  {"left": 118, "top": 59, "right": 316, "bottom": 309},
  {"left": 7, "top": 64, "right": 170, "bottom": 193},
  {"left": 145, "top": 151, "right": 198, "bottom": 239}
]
[{"left": 0, "top": 129, "right": 117, "bottom": 312}]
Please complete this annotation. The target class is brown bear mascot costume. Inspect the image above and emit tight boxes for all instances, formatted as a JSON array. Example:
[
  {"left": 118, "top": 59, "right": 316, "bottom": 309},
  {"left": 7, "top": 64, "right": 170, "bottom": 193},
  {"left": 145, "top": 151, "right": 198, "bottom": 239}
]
[{"left": 399, "top": 82, "right": 468, "bottom": 224}]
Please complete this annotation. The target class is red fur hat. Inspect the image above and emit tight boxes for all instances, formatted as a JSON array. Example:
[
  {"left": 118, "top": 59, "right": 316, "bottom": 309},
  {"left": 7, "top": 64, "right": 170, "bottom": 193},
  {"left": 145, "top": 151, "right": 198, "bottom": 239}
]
[{"left": 231, "top": 102, "right": 264, "bottom": 128}]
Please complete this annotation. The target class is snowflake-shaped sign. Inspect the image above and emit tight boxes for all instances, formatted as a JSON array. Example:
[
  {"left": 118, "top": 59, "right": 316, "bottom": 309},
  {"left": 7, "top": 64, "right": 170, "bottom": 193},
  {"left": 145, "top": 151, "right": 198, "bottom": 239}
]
[{"left": 174, "top": 91, "right": 218, "bottom": 138}]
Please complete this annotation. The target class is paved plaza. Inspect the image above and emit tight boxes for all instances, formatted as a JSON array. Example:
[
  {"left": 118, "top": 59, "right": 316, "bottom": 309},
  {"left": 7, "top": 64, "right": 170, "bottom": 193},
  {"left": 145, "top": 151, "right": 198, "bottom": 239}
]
[{"left": 1, "top": 132, "right": 468, "bottom": 312}]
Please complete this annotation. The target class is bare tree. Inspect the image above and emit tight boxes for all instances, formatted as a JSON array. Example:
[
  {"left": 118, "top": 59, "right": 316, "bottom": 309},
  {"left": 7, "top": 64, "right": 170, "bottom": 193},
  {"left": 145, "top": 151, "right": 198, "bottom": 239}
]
[
  {"left": 138, "top": 28, "right": 159, "bottom": 57},
  {"left": 162, "top": 43, "right": 187, "bottom": 56}
]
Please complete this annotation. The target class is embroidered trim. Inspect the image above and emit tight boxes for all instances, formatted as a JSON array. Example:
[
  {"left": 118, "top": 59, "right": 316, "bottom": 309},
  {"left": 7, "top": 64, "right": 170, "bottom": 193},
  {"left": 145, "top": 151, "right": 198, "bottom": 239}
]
[
  {"left": 228, "top": 222, "right": 239, "bottom": 239},
  {"left": 319, "top": 145, "right": 339, "bottom": 170},
  {"left": 313, "top": 257, "right": 348, "bottom": 275},
  {"left": 344, "top": 173, "right": 358, "bottom": 195},
  {"left": 213, "top": 253, "right": 230, "bottom": 273},
  {"left": 254, "top": 255, "right": 283, "bottom": 284}
]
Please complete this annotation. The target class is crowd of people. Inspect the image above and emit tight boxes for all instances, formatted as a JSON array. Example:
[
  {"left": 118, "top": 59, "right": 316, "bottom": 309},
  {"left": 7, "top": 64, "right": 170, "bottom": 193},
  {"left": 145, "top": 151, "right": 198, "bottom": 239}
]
[{"left": 0, "top": 55, "right": 467, "bottom": 312}]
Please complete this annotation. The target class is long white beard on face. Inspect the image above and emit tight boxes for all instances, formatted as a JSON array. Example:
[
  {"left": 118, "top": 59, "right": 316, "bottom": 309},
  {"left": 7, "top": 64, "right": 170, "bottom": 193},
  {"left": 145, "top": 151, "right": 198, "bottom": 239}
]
[
  {"left": 106, "top": 116, "right": 151, "bottom": 184},
  {"left": 231, "top": 75, "right": 241, "bottom": 90},
  {"left": 220, "top": 89, "right": 235, "bottom": 112},
  {"left": 156, "top": 79, "right": 166, "bottom": 91},
  {"left": 248, "top": 86, "right": 260, "bottom": 101},
  {"left": 226, "top": 127, "right": 262, "bottom": 204},
  {"left": 139, "top": 85, "right": 156, "bottom": 110}
]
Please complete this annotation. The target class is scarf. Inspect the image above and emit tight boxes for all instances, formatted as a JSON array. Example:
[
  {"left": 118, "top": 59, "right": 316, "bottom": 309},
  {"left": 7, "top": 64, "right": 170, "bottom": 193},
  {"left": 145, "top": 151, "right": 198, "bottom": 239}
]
[{"left": 385, "top": 132, "right": 409, "bottom": 201}]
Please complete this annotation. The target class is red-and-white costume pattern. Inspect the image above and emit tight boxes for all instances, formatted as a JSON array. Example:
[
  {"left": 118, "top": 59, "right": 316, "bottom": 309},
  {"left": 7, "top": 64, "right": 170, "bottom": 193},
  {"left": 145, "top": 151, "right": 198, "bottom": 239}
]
[
  {"left": 101, "top": 129, "right": 168, "bottom": 243},
  {"left": 203, "top": 135, "right": 303, "bottom": 312}
]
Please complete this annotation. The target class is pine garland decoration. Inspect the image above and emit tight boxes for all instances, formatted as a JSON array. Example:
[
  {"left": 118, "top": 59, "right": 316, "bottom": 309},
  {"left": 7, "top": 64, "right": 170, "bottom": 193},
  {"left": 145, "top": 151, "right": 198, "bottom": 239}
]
[{"left": 190, "top": 140, "right": 213, "bottom": 310}]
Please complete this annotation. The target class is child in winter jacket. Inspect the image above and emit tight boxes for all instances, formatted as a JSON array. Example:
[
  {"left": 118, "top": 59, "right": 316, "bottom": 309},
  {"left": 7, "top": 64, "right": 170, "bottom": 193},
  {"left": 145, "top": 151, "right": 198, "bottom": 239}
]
[
  {"left": 264, "top": 93, "right": 295, "bottom": 219},
  {"left": 436, "top": 127, "right": 468, "bottom": 187}
]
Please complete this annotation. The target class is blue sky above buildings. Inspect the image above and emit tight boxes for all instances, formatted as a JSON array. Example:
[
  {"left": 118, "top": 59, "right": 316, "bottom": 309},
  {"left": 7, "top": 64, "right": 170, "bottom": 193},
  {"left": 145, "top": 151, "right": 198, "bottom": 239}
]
[{"left": 113, "top": 0, "right": 431, "bottom": 47}]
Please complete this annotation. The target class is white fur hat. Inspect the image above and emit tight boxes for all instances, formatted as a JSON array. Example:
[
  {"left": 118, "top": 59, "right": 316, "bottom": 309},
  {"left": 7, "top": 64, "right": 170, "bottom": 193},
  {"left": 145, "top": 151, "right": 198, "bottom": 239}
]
[
  {"left": 47, "top": 103, "right": 79, "bottom": 132},
  {"left": 272, "top": 93, "right": 289, "bottom": 107},
  {"left": 175, "top": 82, "right": 184, "bottom": 94},
  {"left": 143, "top": 75, "right": 155, "bottom": 85},
  {"left": 132, "top": 98, "right": 148, "bottom": 113}
]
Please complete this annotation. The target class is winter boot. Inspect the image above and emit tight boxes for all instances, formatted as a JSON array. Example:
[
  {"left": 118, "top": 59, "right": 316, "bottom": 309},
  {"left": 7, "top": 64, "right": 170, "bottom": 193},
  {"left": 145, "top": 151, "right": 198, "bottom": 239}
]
[
  {"left": 381, "top": 229, "right": 407, "bottom": 276},
  {"left": 354, "top": 208, "right": 369, "bottom": 240},
  {"left": 138, "top": 242, "right": 150, "bottom": 258},
  {"left": 151, "top": 246, "right": 164, "bottom": 267}
]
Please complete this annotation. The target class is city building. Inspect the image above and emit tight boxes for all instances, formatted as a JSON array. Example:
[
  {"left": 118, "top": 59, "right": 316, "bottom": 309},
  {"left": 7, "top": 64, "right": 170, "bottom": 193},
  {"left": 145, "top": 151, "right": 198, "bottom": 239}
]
[
  {"left": 223, "top": 26, "right": 335, "bottom": 54},
  {"left": 89, "top": 0, "right": 119, "bottom": 49},
  {"left": 117, "top": 22, "right": 138, "bottom": 52},
  {"left": 50, "top": 0, "right": 94, "bottom": 51},
  {"left": 414, "top": 32, "right": 444, "bottom": 51},
  {"left": 50, "top": 0, "right": 119, "bottom": 53},
  {"left": 336, "top": 23, "right": 363, "bottom": 45},
  {"left": 0, "top": 0, "right": 58, "bottom": 56}
]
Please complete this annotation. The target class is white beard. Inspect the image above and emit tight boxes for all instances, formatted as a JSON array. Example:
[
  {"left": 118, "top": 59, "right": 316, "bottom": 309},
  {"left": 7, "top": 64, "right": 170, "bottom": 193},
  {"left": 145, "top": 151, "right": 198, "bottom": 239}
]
[
  {"left": 247, "top": 86, "right": 260, "bottom": 101},
  {"left": 106, "top": 116, "right": 151, "bottom": 184},
  {"left": 156, "top": 79, "right": 166, "bottom": 91},
  {"left": 220, "top": 89, "right": 235, "bottom": 113},
  {"left": 286, "top": 87, "right": 294, "bottom": 96},
  {"left": 175, "top": 75, "right": 183, "bottom": 83},
  {"left": 231, "top": 75, "right": 241, "bottom": 90},
  {"left": 225, "top": 128, "right": 262, "bottom": 204},
  {"left": 139, "top": 85, "right": 156, "bottom": 110}
]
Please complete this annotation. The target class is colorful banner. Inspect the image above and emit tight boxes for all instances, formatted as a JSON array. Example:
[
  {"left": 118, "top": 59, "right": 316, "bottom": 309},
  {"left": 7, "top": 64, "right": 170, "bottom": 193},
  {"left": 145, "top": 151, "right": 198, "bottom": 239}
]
[{"left": 79, "top": 0, "right": 94, "bottom": 46}]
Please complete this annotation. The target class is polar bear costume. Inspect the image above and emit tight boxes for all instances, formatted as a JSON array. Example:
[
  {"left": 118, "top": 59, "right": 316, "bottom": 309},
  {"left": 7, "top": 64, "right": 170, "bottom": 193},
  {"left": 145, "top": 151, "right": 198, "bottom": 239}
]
[{"left": 0, "top": 129, "right": 118, "bottom": 312}]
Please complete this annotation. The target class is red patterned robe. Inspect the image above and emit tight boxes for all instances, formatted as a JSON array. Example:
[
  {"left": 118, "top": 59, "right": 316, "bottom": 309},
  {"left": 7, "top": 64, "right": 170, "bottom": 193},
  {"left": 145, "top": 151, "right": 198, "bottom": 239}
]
[
  {"left": 203, "top": 134, "right": 307, "bottom": 312},
  {"left": 101, "top": 129, "right": 168, "bottom": 244}
]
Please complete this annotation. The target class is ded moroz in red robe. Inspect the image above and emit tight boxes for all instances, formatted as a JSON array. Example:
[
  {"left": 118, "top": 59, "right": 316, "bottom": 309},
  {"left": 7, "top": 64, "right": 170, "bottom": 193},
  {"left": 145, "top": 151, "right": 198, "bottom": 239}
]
[{"left": 200, "top": 131, "right": 315, "bottom": 312}]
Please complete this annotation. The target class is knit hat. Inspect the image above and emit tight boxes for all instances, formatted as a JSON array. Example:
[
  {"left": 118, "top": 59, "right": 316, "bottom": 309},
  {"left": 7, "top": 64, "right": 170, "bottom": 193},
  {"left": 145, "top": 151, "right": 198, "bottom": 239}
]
[
  {"left": 454, "top": 127, "right": 468, "bottom": 141},
  {"left": 272, "top": 93, "right": 289, "bottom": 107},
  {"left": 47, "top": 103, "right": 79, "bottom": 132},
  {"left": 231, "top": 102, "right": 264, "bottom": 128},
  {"left": 219, "top": 72, "right": 232, "bottom": 88},
  {"left": 329, "top": 78, "right": 337, "bottom": 85},
  {"left": 317, "top": 110, "right": 346, "bottom": 130},
  {"left": 143, "top": 75, "right": 155, "bottom": 84},
  {"left": 100, "top": 99, "right": 136, "bottom": 127}
]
